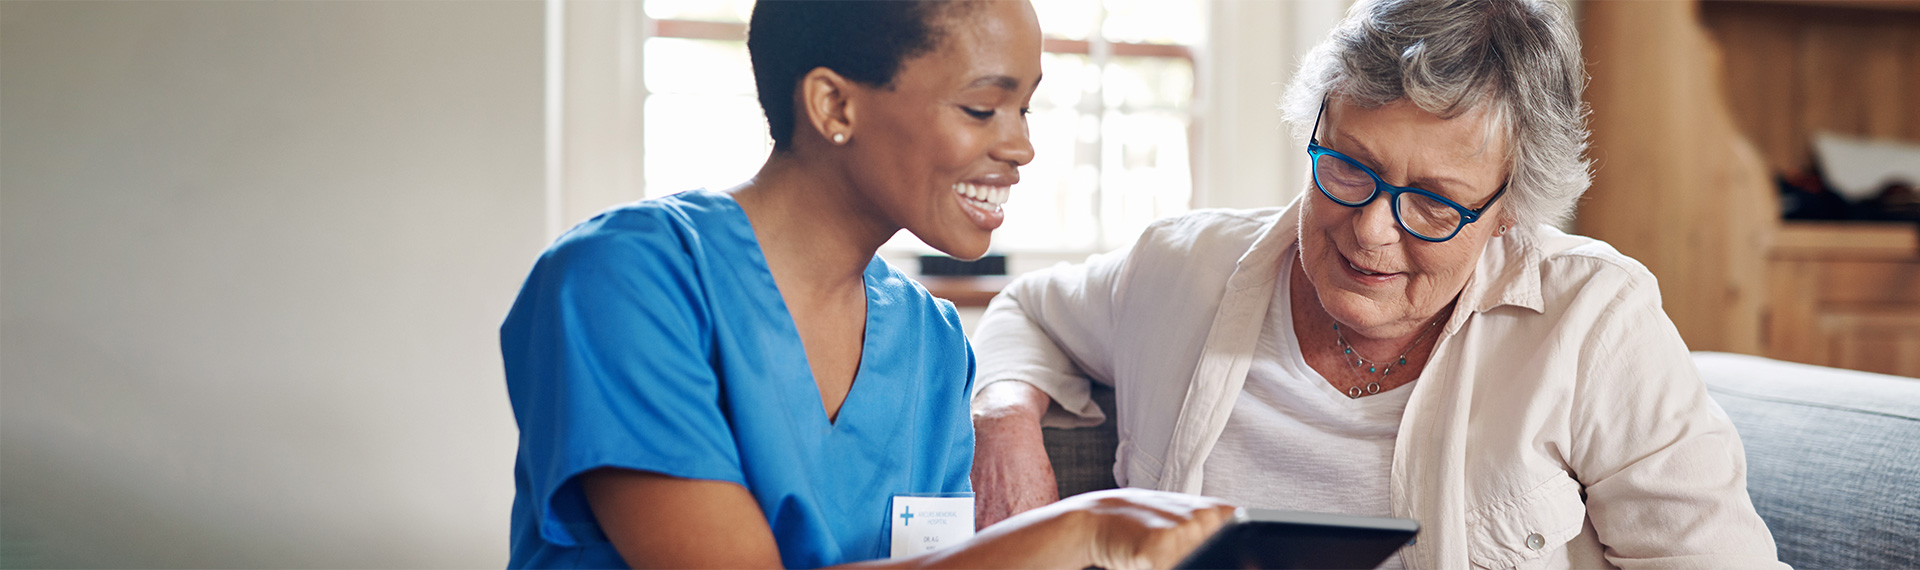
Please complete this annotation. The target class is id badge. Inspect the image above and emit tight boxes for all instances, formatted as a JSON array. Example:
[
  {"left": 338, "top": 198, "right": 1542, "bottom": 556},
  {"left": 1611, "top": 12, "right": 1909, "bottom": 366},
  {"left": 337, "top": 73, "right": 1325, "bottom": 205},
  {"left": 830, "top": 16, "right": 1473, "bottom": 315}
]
[{"left": 888, "top": 493, "right": 974, "bottom": 558}]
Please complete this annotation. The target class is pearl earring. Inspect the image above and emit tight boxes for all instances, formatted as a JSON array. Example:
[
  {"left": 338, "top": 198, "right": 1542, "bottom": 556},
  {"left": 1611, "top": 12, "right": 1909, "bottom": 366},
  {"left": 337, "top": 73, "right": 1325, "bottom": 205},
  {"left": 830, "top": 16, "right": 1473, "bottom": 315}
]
[{"left": 832, "top": 133, "right": 847, "bottom": 144}]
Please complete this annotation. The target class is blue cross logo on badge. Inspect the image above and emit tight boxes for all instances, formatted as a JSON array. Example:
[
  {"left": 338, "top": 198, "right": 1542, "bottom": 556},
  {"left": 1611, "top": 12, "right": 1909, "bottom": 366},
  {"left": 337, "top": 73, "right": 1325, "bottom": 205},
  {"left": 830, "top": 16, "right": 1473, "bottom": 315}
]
[{"left": 899, "top": 505, "right": 914, "bottom": 526}]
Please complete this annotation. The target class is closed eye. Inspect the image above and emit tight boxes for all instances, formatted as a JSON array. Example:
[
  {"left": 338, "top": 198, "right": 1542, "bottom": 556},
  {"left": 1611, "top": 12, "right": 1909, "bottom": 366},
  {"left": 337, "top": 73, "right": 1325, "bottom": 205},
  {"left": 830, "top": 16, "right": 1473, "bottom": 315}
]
[{"left": 962, "top": 107, "right": 994, "bottom": 120}]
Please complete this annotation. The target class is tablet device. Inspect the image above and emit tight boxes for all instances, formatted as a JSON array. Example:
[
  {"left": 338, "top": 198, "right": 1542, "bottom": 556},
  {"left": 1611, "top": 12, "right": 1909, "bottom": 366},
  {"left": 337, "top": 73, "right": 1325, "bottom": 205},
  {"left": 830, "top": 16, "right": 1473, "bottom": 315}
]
[{"left": 1173, "top": 508, "right": 1419, "bottom": 570}]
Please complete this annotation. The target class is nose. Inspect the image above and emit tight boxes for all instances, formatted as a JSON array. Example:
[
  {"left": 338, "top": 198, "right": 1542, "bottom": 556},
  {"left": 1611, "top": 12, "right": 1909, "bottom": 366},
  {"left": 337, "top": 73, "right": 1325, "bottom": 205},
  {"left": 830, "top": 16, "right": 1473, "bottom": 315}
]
[
  {"left": 1352, "top": 194, "right": 1402, "bottom": 247},
  {"left": 990, "top": 115, "right": 1036, "bottom": 167}
]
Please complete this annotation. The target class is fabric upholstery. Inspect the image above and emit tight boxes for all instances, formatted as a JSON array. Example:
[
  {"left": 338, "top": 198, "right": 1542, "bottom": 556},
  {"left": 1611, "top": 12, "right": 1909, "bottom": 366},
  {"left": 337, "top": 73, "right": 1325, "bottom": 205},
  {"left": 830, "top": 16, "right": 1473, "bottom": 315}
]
[
  {"left": 1043, "top": 382, "right": 1119, "bottom": 499},
  {"left": 1694, "top": 352, "right": 1920, "bottom": 570}
]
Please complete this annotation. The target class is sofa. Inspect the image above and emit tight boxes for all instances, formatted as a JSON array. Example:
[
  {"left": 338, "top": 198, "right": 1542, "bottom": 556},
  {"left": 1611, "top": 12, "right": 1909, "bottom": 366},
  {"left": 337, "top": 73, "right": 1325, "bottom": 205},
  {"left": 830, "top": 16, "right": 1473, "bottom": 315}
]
[{"left": 1039, "top": 352, "right": 1920, "bottom": 569}]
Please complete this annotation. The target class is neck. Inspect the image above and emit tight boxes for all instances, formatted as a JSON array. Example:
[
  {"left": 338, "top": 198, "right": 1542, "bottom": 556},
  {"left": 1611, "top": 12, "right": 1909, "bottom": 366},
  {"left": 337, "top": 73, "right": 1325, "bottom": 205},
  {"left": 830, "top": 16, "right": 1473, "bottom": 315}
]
[{"left": 727, "top": 152, "right": 897, "bottom": 299}]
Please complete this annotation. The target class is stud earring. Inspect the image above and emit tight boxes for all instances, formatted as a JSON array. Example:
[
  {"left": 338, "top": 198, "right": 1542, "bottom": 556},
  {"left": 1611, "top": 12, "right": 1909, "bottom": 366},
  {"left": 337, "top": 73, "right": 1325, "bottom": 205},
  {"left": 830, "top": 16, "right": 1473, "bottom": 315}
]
[
  {"left": 1498, "top": 224, "right": 1509, "bottom": 235},
  {"left": 832, "top": 132, "right": 848, "bottom": 144}
]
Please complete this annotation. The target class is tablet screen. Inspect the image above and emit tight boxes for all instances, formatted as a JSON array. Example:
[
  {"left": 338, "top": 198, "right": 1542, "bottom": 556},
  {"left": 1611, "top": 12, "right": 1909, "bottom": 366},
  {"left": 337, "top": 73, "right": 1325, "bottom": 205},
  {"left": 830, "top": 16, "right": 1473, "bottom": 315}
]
[{"left": 1174, "top": 509, "right": 1419, "bottom": 570}]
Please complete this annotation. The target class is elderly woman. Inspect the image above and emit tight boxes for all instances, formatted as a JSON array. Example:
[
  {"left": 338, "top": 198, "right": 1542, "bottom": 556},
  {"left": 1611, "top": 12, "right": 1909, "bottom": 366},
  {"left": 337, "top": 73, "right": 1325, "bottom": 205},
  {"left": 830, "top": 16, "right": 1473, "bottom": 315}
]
[{"left": 969, "top": 0, "right": 1784, "bottom": 568}]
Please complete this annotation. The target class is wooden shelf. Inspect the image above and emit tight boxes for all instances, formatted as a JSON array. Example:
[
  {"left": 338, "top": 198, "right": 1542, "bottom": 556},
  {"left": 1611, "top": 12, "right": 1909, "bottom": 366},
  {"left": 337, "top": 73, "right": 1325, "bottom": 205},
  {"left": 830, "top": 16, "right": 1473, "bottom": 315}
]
[
  {"left": 913, "top": 275, "right": 1009, "bottom": 308},
  {"left": 1767, "top": 222, "right": 1920, "bottom": 378},
  {"left": 1773, "top": 221, "right": 1920, "bottom": 260}
]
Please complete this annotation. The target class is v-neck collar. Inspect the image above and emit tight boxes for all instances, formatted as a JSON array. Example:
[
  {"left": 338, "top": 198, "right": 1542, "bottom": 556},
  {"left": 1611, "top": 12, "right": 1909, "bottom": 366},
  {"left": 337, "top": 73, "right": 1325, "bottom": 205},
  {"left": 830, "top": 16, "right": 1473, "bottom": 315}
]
[{"left": 700, "top": 189, "right": 882, "bottom": 431}]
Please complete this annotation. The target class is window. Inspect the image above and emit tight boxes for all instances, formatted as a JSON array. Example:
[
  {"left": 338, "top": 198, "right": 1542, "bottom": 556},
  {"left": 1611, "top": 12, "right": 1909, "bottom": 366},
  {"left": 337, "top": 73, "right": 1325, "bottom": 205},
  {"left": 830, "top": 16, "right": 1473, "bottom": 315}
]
[{"left": 634, "top": 0, "right": 1204, "bottom": 254}]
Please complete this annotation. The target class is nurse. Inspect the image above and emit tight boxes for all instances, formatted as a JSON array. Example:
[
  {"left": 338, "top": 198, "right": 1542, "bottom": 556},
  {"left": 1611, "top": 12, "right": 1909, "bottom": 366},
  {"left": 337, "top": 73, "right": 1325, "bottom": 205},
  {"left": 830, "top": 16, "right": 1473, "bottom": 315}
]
[{"left": 501, "top": 1, "right": 1233, "bottom": 569}]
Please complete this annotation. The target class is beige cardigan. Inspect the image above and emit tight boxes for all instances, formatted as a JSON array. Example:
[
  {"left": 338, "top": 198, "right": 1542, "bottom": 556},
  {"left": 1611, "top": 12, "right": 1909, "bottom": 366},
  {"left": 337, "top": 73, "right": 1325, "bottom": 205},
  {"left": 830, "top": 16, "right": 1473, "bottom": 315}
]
[{"left": 971, "top": 201, "right": 1784, "bottom": 570}]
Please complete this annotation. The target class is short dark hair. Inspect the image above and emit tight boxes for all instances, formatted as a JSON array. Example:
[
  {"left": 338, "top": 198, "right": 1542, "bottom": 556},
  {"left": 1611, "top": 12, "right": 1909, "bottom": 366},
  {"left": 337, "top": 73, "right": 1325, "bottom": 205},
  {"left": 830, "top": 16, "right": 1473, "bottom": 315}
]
[{"left": 747, "top": 0, "right": 959, "bottom": 151}]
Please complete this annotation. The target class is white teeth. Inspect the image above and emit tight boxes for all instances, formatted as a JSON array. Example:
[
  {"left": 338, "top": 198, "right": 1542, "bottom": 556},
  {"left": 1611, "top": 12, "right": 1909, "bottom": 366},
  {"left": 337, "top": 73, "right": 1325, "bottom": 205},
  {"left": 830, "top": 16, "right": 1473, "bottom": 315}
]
[
  {"left": 953, "top": 182, "right": 1010, "bottom": 207},
  {"left": 1349, "top": 260, "right": 1380, "bottom": 275}
]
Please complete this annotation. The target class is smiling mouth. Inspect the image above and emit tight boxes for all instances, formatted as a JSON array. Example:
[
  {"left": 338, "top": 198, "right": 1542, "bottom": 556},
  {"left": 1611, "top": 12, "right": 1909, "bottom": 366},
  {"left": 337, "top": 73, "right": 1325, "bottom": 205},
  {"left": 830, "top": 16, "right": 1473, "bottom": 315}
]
[
  {"left": 1342, "top": 253, "right": 1400, "bottom": 278},
  {"left": 954, "top": 182, "right": 1009, "bottom": 209}
]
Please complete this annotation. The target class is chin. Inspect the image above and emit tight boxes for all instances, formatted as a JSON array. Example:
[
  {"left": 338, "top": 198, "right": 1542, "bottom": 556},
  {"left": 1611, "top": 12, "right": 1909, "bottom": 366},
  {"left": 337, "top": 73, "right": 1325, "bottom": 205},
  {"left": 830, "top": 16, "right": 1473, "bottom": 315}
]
[
  {"left": 1323, "top": 289, "right": 1397, "bottom": 330},
  {"left": 923, "top": 232, "right": 992, "bottom": 261},
  {"left": 933, "top": 242, "right": 990, "bottom": 262}
]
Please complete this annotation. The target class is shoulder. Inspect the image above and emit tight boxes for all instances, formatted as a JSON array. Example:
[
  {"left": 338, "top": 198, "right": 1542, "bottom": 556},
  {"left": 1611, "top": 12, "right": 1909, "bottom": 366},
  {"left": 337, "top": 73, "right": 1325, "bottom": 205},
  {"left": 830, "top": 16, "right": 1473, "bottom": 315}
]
[
  {"left": 1133, "top": 207, "right": 1283, "bottom": 256},
  {"left": 867, "top": 258, "right": 975, "bottom": 403},
  {"left": 504, "top": 192, "right": 748, "bottom": 335},
  {"left": 1118, "top": 207, "right": 1286, "bottom": 281},
  {"left": 534, "top": 191, "right": 741, "bottom": 279},
  {"left": 1523, "top": 227, "right": 1663, "bottom": 312},
  {"left": 1511, "top": 228, "right": 1687, "bottom": 383},
  {"left": 869, "top": 257, "right": 966, "bottom": 341}
]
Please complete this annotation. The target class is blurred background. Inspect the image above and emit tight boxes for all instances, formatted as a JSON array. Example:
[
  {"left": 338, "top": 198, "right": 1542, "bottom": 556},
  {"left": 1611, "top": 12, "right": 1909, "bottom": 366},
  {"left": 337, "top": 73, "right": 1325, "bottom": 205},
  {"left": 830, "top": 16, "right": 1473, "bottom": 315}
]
[{"left": 2, "top": 0, "right": 1915, "bottom": 567}]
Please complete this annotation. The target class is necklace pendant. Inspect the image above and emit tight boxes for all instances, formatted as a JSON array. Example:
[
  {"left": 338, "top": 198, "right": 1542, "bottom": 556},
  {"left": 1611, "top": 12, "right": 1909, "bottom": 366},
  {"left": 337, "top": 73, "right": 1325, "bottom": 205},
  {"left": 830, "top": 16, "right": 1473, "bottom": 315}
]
[{"left": 1347, "top": 386, "right": 1361, "bottom": 398}]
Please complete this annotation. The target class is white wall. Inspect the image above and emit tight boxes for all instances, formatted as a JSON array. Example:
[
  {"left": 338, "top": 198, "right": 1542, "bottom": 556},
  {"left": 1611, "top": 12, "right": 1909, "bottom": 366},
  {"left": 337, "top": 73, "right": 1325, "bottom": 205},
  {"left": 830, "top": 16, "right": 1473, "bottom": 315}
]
[
  {"left": 1195, "top": 0, "right": 1348, "bottom": 211},
  {"left": 0, "top": 1, "right": 543, "bottom": 567}
]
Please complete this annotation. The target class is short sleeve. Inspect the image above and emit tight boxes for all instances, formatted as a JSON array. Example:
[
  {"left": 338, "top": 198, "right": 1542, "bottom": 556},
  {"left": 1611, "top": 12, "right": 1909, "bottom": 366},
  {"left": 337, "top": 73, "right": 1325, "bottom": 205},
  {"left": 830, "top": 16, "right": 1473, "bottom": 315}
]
[
  {"left": 501, "top": 220, "right": 744, "bottom": 547},
  {"left": 946, "top": 334, "right": 979, "bottom": 493}
]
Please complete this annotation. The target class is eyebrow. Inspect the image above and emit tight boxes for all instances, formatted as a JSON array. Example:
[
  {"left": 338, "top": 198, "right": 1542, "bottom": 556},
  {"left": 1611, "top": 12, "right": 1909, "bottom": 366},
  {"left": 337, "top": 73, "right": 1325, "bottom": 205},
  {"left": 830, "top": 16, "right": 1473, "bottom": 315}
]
[{"left": 965, "top": 74, "right": 1023, "bottom": 91}]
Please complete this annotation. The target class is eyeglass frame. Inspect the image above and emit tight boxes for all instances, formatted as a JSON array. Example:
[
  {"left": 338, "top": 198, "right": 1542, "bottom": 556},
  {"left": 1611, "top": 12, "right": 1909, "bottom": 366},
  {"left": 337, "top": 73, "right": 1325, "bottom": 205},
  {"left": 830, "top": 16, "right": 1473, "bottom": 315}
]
[{"left": 1306, "top": 96, "right": 1508, "bottom": 243}]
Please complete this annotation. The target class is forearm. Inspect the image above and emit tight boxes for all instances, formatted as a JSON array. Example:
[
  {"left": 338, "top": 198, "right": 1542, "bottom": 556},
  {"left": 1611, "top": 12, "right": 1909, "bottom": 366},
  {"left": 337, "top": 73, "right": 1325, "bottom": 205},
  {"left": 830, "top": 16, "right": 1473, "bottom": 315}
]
[{"left": 971, "top": 381, "right": 1062, "bottom": 529}]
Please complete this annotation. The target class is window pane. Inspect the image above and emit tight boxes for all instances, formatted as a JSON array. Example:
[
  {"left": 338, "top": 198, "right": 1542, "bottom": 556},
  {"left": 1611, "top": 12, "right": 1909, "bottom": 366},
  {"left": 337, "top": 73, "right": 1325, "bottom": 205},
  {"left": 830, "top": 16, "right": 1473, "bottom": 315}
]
[
  {"left": 644, "top": 0, "right": 753, "bottom": 23},
  {"left": 643, "top": 93, "right": 770, "bottom": 197},
  {"left": 997, "top": 106, "right": 1099, "bottom": 252},
  {"left": 1037, "top": 52, "right": 1099, "bottom": 111},
  {"left": 1103, "top": 56, "right": 1192, "bottom": 112},
  {"left": 1100, "top": 110, "right": 1191, "bottom": 248},
  {"left": 1102, "top": 0, "right": 1204, "bottom": 45},
  {"left": 995, "top": 53, "right": 1101, "bottom": 252},
  {"left": 644, "top": 38, "right": 755, "bottom": 96},
  {"left": 1033, "top": 0, "right": 1100, "bottom": 41}
]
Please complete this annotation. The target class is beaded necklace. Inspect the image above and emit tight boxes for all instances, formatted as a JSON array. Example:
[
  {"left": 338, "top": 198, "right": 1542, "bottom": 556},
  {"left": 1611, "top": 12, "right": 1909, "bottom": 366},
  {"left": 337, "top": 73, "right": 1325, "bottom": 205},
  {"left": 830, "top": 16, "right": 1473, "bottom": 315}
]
[{"left": 1332, "top": 317, "right": 1442, "bottom": 398}]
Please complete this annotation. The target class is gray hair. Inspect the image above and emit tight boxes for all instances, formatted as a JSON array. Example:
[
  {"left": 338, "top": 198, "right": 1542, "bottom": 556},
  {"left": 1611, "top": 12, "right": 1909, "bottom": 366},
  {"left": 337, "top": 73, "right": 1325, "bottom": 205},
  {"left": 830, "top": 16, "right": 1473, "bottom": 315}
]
[{"left": 1281, "top": 0, "right": 1591, "bottom": 230}]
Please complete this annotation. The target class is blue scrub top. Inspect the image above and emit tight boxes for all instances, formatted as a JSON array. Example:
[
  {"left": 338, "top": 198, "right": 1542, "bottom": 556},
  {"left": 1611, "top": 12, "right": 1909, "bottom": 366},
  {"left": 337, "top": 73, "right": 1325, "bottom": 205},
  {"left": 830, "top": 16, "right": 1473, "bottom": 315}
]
[{"left": 501, "top": 190, "right": 976, "bottom": 569}]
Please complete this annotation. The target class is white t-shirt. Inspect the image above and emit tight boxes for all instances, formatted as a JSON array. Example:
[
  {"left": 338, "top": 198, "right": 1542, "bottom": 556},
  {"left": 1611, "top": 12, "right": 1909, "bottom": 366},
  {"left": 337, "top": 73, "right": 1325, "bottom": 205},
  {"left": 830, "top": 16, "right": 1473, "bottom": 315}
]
[{"left": 1200, "top": 248, "right": 1411, "bottom": 568}]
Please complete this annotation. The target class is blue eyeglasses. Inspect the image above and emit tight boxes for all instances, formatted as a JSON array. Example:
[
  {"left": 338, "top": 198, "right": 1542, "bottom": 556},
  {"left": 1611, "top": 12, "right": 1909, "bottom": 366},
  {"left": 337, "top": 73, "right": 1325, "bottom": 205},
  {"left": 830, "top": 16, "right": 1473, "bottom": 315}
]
[{"left": 1307, "top": 97, "right": 1507, "bottom": 242}]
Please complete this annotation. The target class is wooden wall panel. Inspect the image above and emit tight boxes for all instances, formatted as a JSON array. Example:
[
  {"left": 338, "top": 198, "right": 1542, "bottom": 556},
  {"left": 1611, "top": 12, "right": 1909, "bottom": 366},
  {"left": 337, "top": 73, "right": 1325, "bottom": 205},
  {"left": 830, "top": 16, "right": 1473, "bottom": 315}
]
[
  {"left": 1909, "top": 33, "right": 1920, "bottom": 137},
  {"left": 1578, "top": 2, "right": 1775, "bottom": 354},
  {"left": 1702, "top": 2, "right": 1920, "bottom": 175},
  {"left": 1708, "top": 9, "right": 1801, "bottom": 172}
]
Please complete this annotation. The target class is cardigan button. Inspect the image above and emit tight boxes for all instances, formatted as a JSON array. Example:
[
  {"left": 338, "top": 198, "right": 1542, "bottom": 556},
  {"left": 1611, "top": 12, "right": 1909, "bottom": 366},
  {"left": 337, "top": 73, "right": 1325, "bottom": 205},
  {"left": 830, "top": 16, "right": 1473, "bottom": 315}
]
[{"left": 1526, "top": 533, "right": 1546, "bottom": 550}]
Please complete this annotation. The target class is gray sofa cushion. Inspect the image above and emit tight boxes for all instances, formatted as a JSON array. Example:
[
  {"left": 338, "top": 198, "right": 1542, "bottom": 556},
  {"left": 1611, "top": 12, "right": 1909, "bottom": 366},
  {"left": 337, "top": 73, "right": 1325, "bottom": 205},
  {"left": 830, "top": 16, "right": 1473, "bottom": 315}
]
[
  {"left": 1695, "top": 352, "right": 1920, "bottom": 570},
  {"left": 1043, "top": 382, "right": 1120, "bottom": 499}
]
